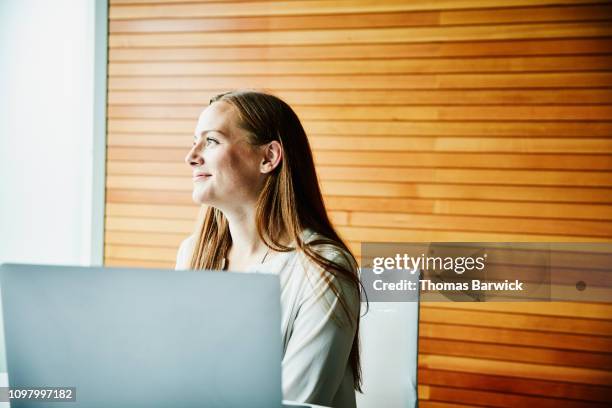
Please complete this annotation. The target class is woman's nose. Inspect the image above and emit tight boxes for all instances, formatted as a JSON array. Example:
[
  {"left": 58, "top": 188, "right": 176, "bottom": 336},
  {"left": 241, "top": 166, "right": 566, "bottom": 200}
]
[{"left": 186, "top": 143, "right": 204, "bottom": 167}]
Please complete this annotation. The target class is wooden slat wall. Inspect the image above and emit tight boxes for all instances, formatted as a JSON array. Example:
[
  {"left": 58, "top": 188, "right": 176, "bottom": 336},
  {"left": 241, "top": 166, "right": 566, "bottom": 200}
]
[{"left": 105, "top": 1, "right": 612, "bottom": 406}]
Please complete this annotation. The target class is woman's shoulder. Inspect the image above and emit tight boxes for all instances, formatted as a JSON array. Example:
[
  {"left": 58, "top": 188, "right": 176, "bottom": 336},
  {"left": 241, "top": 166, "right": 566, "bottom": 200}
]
[
  {"left": 175, "top": 234, "right": 197, "bottom": 270},
  {"left": 301, "top": 228, "right": 358, "bottom": 272},
  {"left": 298, "top": 229, "right": 359, "bottom": 296},
  {"left": 297, "top": 229, "right": 361, "bottom": 325}
]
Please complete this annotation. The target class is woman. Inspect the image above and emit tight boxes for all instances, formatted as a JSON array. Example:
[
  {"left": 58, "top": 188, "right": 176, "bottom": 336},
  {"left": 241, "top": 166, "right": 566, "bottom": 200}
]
[{"left": 175, "top": 90, "right": 362, "bottom": 407}]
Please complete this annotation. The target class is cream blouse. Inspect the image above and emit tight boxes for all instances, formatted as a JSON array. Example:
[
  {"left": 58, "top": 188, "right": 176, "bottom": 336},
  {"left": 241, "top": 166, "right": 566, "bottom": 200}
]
[{"left": 175, "top": 230, "right": 359, "bottom": 408}]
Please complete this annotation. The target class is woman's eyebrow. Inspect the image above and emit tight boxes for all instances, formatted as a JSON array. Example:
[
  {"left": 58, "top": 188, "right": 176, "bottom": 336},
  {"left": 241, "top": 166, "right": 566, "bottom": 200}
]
[{"left": 194, "top": 129, "right": 227, "bottom": 139}]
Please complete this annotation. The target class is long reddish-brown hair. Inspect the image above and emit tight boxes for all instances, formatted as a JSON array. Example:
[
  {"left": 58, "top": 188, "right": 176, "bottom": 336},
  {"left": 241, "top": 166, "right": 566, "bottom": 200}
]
[{"left": 188, "top": 90, "right": 363, "bottom": 391}]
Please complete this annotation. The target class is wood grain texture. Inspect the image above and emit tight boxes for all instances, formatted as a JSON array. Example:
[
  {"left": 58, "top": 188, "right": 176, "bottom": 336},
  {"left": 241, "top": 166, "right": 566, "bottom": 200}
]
[
  {"left": 108, "top": 72, "right": 612, "bottom": 90},
  {"left": 108, "top": 4, "right": 612, "bottom": 34},
  {"left": 107, "top": 119, "right": 612, "bottom": 137},
  {"left": 106, "top": 104, "right": 612, "bottom": 121},
  {"left": 108, "top": 89, "right": 612, "bottom": 105},
  {"left": 104, "top": 1, "right": 612, "bottom": 406},
  {"left": 108, "top": 39, "right": 612, "bottom": 61},
  {"left": 108, "top": 0, "right": 611, "bottom": 19},
  {"left": 107, "top": 56, "right": 612, "bottom": 76},
  {"left": 419, "top": 368, "right": 612, "bottom": 403},
  {"left": 109, "top": 22, "right": 612, "bottom": 47}
]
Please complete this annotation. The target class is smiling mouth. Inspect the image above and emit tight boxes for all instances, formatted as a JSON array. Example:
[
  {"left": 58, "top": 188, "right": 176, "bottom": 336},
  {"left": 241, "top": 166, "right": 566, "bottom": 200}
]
[{"left": 192, "top": 174, "right": 211, "bottom": 181}]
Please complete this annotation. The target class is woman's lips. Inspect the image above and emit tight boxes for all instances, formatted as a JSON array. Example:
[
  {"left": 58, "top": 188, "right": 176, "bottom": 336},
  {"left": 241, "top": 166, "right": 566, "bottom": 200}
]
[{"left": 192, "top": 174, "right": 211, "bottom": 181}]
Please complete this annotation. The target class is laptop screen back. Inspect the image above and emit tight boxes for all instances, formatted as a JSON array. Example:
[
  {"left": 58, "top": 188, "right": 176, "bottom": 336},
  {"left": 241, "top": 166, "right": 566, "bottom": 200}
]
[{"left": 0, "top": 264, "right": 282, "bottom": 408}]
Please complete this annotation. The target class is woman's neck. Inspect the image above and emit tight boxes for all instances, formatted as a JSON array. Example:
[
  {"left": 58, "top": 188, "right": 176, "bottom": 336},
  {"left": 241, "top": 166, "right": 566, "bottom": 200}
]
[{"left": 223, "top": 205, "right": 269, "bottom": 270}]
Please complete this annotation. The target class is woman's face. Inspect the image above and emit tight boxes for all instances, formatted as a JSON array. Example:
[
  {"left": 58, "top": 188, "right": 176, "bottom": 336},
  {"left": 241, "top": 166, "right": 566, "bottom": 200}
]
[{"left": 186, "top": 101, "right": 265, "bottom": 209}]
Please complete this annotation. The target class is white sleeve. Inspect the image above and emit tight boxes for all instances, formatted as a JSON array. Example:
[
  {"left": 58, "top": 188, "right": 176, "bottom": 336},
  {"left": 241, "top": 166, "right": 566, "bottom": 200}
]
[
  {"left": 281, "top": 253, "right": 359, "bottom": 406},
  {"left": 175, "top": 235, "right": 196, "bottom": 270}
]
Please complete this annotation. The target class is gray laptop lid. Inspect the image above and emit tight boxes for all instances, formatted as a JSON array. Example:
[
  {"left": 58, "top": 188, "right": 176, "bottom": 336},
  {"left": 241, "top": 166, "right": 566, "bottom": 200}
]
[{"left": 0, "top": 264, "right": 282, "bottom": 408}]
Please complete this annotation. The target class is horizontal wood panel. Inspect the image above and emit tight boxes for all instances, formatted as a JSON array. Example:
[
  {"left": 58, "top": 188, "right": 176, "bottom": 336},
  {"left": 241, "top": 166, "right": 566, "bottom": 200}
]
[
  {"left": 105, "top": 176, "right": 612, "bottom": 203},
  {"left": 336, "top": 226, "right": 607, "bottom": 243},
  {"left": 104, "top": 204, "right": 612, "bottom": 236},
  {"left": 324, "top": 196, "right": 612, "bottom": 221},
  {"left": 440, "top": 4, "right": 612, "bottom": 26},
  {"left": 420, "top": 322, "right": 612, "bottom": 352},
  {"left": 107, "top": 146, "right": 612, "bottom": 170},
  {"left": 109, "top": 23, "right": 612, "bottom": 47},
  {"left": 419, "top": 368, "right": 612, "bottom": 403},
  {"left": 106, "top": 202, "right": 199, "bottom": 219},
  {"left": 105, "top": 257, "right": 175, "bottom": 269},
  {"left": 420, "top": 306, "right": 612, "bottom": 336},
  {"left": 424, "top": 301, "right": 612, "bottom": 320},
  {"left": 106, "top": 171, "right": 612, "bottom": 202},
  {"left": 302, "top": 120, "right": 612, "bottom": 137},
  {"left": 313, "top": 150, "right": 612, "bottom": 169},
  {"left": 108, "top": 133, "right": 612, "bottom": 159},
  {"left": 107, "top": 161, "right": 187, "bottom": 175},
  {"left": 104, "top": 215, "right": 609, "bottom": 243},
  {"left": 107, "top": 104, "right": 612, "bottom": 121},
  {"left": 419, "top": 338, "right": 612, "bottom": 369},
  {"left": 106, "top": 213, "right": 350, "bottom": 236},
  {"left": 109, "top": 1, "right": 610, "bottom": 19},
  {"left": 107, "top": 89, "right": 612, "bottom": 105},
  {"left": 318, "top": 166, "right": 612, "bottom": 186},
  {"left": 105, "top": 189, "right": 612, "bottom": 220},
  {"left": 419, "top": 354, "right": 612, "bottom": 387},
  {"left": 108, "top": 72, "right": 612, "bottom": 90},
  {"left": 108, "top": 56, "right": 612, "bottom": 76},
  {"left": 105, "top": 244, "right": 179, "bottom": 262},
  {"left": 322, "top": 181, "right": 612, "bottom": 203},
  {"left": 108, "top": 5, "right": 612, "bottom": 34},
  {"left": 348, "top": 211, "right": 612, "bottom": 237},
  {"left": 105, "top": 230, "right": 187, "bottom": 248},
  {"left": 311, "top": 138, "right": 612, "bottom": 154},
  {"left": 107, "top": 132, "right": 612, "bottom": 154},
  {"left": 108, "top": 119, "right": 612, "bottom": 137},
  {"left": 104, "top": 202, "right": 354, "bottom": 225},
  {"left": 109, "top": 10, "right": 440, "bottom": 33},
  {"left": 106, "top": 216, "right": 193, "bottom": 233},
  {"left": 421, "top": 383, "right": 605, "bottom": 408},
  {"left": 106, "top": 161, "right": 612, "bottom": 187},
  {"left": 107, "top": 188, "right": 192, "bottom": 205},
  {"left": 108, "top": 39, "right": 612, "bottom": 61}
]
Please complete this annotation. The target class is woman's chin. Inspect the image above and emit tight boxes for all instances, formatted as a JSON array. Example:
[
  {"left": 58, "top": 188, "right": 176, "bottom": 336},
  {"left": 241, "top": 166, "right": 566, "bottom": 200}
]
[{"left": 192, "top": 190, "right": 212, "bottom": 205}]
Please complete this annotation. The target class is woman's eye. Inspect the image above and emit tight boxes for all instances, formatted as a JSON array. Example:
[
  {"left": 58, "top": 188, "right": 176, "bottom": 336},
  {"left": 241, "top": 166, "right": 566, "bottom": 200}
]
[{"left": 206, "top": 137, "right": 219, "bottom": 146}]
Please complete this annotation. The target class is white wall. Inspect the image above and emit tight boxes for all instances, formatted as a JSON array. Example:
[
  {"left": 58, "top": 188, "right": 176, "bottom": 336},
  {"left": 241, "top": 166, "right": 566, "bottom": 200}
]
[
  {"left": 0, "top": 0, "right": 96, "bottom": 266},
  {"left": 0, "top": 0, "right": 98, "bottom": 378}
]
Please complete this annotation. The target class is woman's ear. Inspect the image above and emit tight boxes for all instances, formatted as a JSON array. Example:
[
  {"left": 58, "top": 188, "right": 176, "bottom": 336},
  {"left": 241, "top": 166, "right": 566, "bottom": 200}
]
[{"left": 260, "top": 140, "right": 283, "bottom": 174}]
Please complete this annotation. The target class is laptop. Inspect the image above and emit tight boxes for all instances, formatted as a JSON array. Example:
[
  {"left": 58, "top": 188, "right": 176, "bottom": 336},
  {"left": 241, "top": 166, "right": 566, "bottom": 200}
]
[{"left": 0, "top": 263, "right": 290, "bottom": 408}]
